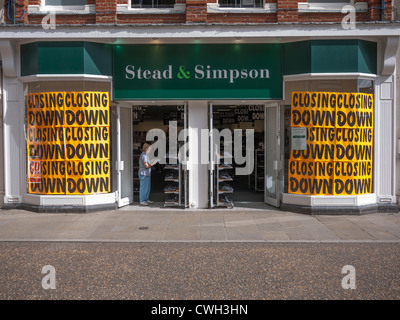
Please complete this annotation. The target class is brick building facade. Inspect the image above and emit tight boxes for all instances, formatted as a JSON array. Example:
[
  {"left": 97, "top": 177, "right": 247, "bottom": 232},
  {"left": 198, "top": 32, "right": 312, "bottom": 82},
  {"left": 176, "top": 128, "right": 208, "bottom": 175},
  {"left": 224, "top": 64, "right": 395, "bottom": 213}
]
[
  {"left": 0, "top": 1, "right": 399, "bottom": 214},
  {"left": 1, "top": 1, "right": 396, "bottom": 25}
]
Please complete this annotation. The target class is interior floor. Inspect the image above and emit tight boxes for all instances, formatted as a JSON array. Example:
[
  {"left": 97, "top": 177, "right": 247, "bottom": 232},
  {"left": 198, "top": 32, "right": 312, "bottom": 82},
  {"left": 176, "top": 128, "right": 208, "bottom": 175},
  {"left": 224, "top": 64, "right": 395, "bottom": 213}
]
[{"left": 231, "top": 175, "right": 264, "bottom": 203}]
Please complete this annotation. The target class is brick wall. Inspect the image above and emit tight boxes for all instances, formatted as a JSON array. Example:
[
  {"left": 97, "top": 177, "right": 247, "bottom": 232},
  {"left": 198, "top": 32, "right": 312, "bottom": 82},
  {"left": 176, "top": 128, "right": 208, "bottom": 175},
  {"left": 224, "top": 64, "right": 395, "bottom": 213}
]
[
  {"left": 3, "top": 0, "right": 394, "bottom": 25},
  {"left": 207, "top": 12, "right": 277, "bottom": 24},
  {"left": 117, "top": 13, "right": 186, "bottom": 24},
  {"left": 369, "top": 0, "right": 392, "bottom": 20},
  {"left": 186, "top": 0, "right": 207, "bottom": 23},
  {"left": 276, "top": 0, "right": 298, "bottom": 23},
  {"left": 96, "top": 0, "right": 117, "bottom": 24}
]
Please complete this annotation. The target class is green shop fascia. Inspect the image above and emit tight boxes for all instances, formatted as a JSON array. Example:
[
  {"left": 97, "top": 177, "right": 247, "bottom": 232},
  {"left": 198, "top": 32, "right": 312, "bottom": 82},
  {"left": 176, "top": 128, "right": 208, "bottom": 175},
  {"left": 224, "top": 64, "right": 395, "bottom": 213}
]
[
  {"left": 19, "top": 39, "right": 380, "bottom": 213},
  {"left": 21, "top": 39, "right": 377, "bottom": 100}
]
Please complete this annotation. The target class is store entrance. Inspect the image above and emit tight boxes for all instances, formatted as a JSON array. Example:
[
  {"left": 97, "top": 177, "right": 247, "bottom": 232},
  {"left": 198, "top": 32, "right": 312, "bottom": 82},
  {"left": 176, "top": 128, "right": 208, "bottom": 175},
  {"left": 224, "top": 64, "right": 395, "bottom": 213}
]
[
  {"left": 131, "top": 104, "right": 188, "bottom": 207},
  {"left": 209, "top": 104, "right": 266, "bottom": 208}
]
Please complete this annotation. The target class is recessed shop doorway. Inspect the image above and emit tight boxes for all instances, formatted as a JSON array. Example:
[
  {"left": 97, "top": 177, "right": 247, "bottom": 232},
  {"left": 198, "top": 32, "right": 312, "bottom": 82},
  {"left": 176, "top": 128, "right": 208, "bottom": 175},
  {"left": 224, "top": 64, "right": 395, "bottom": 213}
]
[
  {"left": 130, "top": 103, "right": 188, "bottom": 207},
  {"left": 112, "top": 101, "right": 281, "bottom": 209},
  {"left": 209, "top": 102, "right": 281, "bottom": 208}
]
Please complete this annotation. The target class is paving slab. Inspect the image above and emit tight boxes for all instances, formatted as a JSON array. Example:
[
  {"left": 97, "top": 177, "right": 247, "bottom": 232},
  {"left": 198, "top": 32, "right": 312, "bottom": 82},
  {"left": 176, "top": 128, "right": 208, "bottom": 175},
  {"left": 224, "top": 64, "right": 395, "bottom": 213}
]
[
  {"left": 200, "top": 226, "right": 227, "bottom": 241},
  {"left": 164, "top": 226, "right": 201, "bottom": 241},
  {"left": 0, "top": 208, "right": 399, "bottom": 242},
  {"left": 259, "top": 230, "right": 291, "bottom": 241},
  {"left": 345, "top": 217, "right": 400, "bottom": 240}
]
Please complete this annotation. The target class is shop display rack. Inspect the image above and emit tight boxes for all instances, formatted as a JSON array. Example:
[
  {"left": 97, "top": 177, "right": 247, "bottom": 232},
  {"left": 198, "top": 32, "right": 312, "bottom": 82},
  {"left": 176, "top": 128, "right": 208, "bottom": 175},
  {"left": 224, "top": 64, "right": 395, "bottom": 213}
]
[
  {"left": 132, "top": 149, "right": 141, "bottom": 198},
  {"left": 249, "top": 149, "right": 264, "bottom": 192},
  {"left": 163, "top": 154, "right": 183, "bottom": 207},
  {"left": 215, "top": 152, "right": 234, "bottom": 208}
]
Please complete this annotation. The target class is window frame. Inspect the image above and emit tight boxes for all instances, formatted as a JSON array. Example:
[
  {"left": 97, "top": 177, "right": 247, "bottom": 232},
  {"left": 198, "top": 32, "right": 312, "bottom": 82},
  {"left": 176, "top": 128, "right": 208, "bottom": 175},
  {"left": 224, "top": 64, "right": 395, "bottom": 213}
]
[
  {"left": 207, "top": 1, "right": 276, "bottom": 14},
  {"left": 130, "top": 0, "right": 176, "bottom": 9},
  {"left": 281, "top": 74, "right": 378, "bottom": 205},
  {"left": 298, "top": 0, "right": 370, "bottom": 13},
  {"left": 27, "top": 0, "right": 94, "bottom": 14},
  {"left": 217, "top": 0, "right": 264, "bottom": 9},
  {"left": 22, "top": 79, "right": 114, "bottom": 200},
  {"left": 42, "top": 0, "right": 87, "bottom": 10},
  {"left": 117, "top": 0, "right": 185, "bottom": 14},
  {"left": 307, "top": 0, "right": 351, "bottom": 3}
]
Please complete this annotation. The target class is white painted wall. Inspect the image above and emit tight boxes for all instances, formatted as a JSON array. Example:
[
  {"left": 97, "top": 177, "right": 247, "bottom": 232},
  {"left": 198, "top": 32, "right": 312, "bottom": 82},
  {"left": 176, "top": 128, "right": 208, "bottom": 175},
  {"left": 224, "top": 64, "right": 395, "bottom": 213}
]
[
  {"left": 2, "top": 76, "right": 23, "bottom": 204},
  {"left": 396, "top": 40, "right": 400, "bottom": 205},
  {"left": 188, "top": 100, "right": 209, "bottom": 209},
  {"left": 0, "top": 65, "right": 3, "bottom": 205},
  {"left": 375, "top": 36, "right": 399, "bottom": 206}
]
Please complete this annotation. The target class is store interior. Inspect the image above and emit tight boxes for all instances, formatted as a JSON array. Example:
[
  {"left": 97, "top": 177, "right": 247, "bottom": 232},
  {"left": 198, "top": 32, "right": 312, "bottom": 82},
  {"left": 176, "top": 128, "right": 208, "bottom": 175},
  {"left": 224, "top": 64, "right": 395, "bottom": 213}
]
[
  {"left": 131, "top": 104, "right": 265, "bottom": 207},
  {"left": 211, "top": 105, "right": 265, "bottom": 207},
  {"left": 132, "top": 105, "right": 185, "bottom": 206}
]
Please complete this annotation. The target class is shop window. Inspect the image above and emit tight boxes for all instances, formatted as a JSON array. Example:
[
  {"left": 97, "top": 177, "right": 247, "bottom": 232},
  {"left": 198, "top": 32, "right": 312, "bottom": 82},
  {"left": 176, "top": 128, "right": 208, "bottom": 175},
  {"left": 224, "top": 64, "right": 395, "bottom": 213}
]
[
  {"left": 218, "top": 0, "right": 263, "bottom": 8},
  {"left": 283, "top": 79, "right": 375, "bottom": 196},
  {"left": 24, "top": 81, "right": 113, "bottom": 196},
  {"left": 357, "top": 79, "right": 374, "bottom": 94},
  {"left": 131, "top": 0, "right": 175, "bottom": 9}
]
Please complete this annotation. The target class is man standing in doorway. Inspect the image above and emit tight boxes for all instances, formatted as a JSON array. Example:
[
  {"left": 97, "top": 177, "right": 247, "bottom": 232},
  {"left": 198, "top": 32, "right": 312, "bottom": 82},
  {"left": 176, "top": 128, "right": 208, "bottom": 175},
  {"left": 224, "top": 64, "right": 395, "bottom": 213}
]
[{"left": 138, "top": 143, "right": 157, "bottom": 206}]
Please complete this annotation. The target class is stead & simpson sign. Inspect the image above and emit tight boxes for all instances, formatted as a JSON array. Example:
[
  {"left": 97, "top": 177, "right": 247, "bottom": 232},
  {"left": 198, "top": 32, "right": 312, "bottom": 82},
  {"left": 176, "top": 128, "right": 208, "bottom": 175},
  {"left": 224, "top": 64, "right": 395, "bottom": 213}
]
[{"left": 113, "top": 44, "right": 282, "bottom": 100}]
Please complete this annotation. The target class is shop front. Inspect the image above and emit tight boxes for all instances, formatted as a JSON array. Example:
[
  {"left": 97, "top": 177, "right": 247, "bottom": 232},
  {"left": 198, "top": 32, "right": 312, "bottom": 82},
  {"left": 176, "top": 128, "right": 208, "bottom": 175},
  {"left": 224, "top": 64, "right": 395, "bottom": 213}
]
[{"left": 3, "top": 37, "right": 397, "bottom": 213}]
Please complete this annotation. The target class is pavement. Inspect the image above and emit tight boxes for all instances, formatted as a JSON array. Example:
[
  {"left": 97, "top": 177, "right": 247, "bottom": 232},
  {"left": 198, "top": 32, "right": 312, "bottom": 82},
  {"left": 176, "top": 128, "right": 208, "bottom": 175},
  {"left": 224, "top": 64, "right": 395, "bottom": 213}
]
[{"left": 1, "top": 202, "right": 400, "bottom": 242}]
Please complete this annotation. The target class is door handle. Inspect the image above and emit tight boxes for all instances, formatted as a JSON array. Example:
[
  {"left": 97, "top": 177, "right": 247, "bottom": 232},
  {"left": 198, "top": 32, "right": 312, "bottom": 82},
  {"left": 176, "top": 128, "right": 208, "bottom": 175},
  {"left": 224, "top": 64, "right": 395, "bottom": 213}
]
[{"left": 115, "top": 161, "right": 124, "bottom": 171}]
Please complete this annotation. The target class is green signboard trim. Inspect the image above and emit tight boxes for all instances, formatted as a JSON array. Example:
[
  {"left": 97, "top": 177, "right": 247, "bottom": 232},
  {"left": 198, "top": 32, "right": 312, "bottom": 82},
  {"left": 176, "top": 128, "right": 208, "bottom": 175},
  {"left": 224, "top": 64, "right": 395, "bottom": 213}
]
[
  {"left": 282, "top": 41, "right": 311, "bottom": 76},
  {"left": 21, "top": 40, "right": 377, "bottom": 100},
  {"left": 283, "top": 39, "right": 377, "bottom": 75},
  {"left": 114, "top": 89, "right": 278, "bottom": 100},
  {"left": 20, "top": 42, "right": 39, "bottom": 76},
  {"left": 20, "top": 41, "right": 112, "bottom": 77},
  {"left": 358, "top": 40, "right": 378, "bottom": 75}
]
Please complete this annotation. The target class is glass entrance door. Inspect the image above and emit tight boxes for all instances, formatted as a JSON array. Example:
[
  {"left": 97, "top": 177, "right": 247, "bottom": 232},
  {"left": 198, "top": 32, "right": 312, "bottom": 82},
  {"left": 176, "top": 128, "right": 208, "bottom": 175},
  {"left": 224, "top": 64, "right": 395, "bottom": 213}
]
[
  {"left": 182, "top": 103, "right": 189, "bottom": 208},
  {"left": 209, "top": 102, "right": 215, "bottom": 208},
  {"left": 115, "top": 104, "right": 133, "bottom": 207},
  {"left": 264, "top": 103, "right": 281, "bottom": 207}
]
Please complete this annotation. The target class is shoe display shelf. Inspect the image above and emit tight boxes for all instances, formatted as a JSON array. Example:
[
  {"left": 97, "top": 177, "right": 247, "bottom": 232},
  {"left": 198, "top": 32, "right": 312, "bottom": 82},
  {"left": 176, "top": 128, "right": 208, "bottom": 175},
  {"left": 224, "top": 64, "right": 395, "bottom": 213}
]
[
  {"left": 216, "top": 152, "right": 234, "bottom": 208},
  {"left": 249, "top": 149, "right": 264, "bottom": 192},
  {"left": 132, "top": 149, "right": 141, "bottom": 200},
  {"left": 163, "top": 154, "right": 183, "bottom": 207}
]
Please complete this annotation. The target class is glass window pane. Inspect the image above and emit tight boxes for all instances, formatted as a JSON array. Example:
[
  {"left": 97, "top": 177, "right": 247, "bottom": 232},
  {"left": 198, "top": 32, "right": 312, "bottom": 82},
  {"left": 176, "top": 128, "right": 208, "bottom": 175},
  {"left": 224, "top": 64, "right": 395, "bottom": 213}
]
[
  {"left": 25, "top": 81, "right": 112, "bottom": 196},
  {"left": 131, "top": 0, "right": 175, "bottom": 8},
  {"left": 283, "top": 79, "right": 375, "bottom": 195},
  {"left": 265, "top": 107, "right": 277, "bottom": 199},
  {"left": 218, "top": 0, "right": 263, "bottom": 8},
  {"left": 358, "top": 79, "right": 374, "bottom": 94},
  {"left": 46, "top": 0, "right": 87, "bottom": 5},
  {"left": 308, "top": 0, "right": 349, "bottom": 3}
]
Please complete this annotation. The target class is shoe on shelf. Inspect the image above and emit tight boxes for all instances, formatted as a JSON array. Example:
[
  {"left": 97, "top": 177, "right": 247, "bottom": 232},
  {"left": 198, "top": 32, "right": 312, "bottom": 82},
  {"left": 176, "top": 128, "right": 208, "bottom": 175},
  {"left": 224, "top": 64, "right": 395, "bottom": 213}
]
[
  {"left": 221, "top": 184, "right": 233, "bottom": 191},
  {"left": 166, "top": 173, "right": 178, "bottom": 179},
  {"left": 219, "top": 173, "right": 231, "bottom": 180},
  {"left": 219, "top": 194, "right": 232, "bottom": 203},
  {"left": 164, "top": 184, "right": 177, "bottom": 191},
  {"left": 140, "top": 201, "right": 149, "bottom": 206},
  {"left": 165, "top": 194, "right": 179, "bottom": 202}
]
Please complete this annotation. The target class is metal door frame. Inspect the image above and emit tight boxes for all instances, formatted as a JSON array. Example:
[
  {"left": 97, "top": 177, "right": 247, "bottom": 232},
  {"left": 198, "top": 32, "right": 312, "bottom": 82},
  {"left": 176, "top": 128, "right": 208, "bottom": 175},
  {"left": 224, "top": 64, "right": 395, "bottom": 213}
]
[
  {"left": 264, "top": 102, "right": 281, "bottom": 207},
  {"left": 116, "top": 104, "right": 133, "bottom": 207}
]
